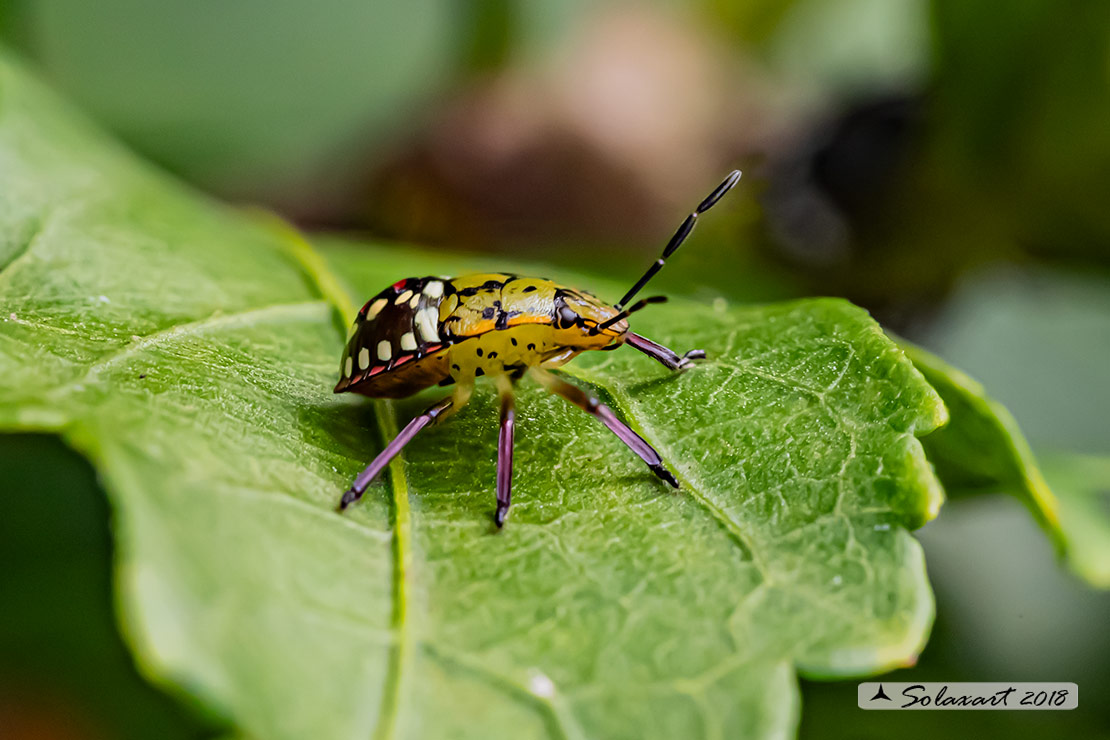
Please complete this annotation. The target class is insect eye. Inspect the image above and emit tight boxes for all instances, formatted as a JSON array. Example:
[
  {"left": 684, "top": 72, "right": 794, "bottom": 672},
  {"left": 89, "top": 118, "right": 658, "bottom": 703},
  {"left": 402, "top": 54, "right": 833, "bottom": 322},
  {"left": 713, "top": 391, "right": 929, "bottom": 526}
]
[{"left": 556, "top": 306, "right": 579, "bottom": 329}]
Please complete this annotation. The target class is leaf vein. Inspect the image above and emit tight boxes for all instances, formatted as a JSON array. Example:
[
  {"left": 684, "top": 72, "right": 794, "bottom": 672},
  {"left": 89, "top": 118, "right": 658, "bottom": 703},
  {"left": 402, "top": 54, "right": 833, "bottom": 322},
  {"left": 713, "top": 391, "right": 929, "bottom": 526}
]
[
  {"left": 565, "top": 367, "right": 774, "bottom": 581},
  {"left": 45, "top": 300, "right": 329, "bottom": 399},
  {"left": 263, "top": 220, "right": 413, "bottom": 740}
]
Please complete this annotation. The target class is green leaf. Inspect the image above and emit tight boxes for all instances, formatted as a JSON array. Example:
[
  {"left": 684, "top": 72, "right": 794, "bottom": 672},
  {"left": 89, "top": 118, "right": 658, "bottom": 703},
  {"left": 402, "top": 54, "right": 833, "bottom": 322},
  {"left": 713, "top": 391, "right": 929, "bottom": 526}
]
[
  {"left": 900, "top": 343, "right": 1066, "bottom": 554},
  {"left": 1040, "top": 453, "right": 1110, "bottom": 588},
  {"left": 1, "top": 52, "right": 950, "bottom": 739},
  {"left": 900, "top": 270, "right": 1110, "bottom": 587}
]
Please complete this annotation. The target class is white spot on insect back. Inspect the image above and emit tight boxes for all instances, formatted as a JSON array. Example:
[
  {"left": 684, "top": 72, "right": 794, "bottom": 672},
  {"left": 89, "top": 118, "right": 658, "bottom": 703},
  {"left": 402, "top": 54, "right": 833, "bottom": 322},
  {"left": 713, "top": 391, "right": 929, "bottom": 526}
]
[
  {"left": 395, "top": 289, "right": 413, "bottom": 305},
  {"left": 367, "top": 298, "right": 387, "bottom": 318},
  {"left": 415, "top": 307, "right": 440, "bottom": 343},
  {"left": 343, "top": 356, "right": 353, "bottom": 377},
  {"left": 400, "top": 332, "right": 417, "bottom": 351},
  {"left": 423, "top": 281, "right": 444, "bottom": 298},
  {"left": 358, "top": 347, "right": 370, "bottom": 370},
  {"left": 409, "top": 294, "right": 420, "bottom": 309},
  {"left": 377, "top": 340, "right": 392, "bottom": 361}
]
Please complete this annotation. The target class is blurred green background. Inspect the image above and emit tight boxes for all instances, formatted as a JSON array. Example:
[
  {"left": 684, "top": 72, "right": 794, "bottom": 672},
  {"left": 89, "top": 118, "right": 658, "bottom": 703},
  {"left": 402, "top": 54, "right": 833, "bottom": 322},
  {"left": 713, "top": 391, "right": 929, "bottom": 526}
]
[{"left": 1, "top": 0, "right": 1108, "bottom": 737}]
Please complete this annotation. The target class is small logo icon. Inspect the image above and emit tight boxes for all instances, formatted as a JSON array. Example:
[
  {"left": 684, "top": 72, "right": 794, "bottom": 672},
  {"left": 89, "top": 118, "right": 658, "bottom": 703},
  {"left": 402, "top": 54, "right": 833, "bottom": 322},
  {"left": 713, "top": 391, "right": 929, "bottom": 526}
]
[{"left": 870, "top": 684, "right": 892, "bottom": 702}]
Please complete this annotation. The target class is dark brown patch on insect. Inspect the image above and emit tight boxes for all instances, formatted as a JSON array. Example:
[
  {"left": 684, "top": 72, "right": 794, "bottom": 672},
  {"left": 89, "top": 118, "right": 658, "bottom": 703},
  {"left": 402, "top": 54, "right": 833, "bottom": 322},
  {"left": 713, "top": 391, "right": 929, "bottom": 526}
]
[
  {"left": 475, "top": 368, "right": 485, "bottom": 377},
  {"left": 487, "top": 351, "right": 498, "bottom": 359},
  {"left": 510, "top": 338, "right": 518, "bottom": 346},
  {"left": 457, "top": 279, "right": 504, "bottom": 297},
  {"left": 476, "top": 347, "right": 483, "bottom": 357},
  {"left": 482, "top": 307, "right": 495, "bottom": 319},
  {"left": 522, "top": 285, "right": 537, "bottom": 293}
]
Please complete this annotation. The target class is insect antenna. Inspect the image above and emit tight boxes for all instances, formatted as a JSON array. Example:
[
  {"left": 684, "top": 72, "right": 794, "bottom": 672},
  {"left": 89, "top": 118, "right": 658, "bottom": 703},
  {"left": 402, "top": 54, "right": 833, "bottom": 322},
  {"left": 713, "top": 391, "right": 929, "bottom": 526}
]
[
  {"left": 591, "top": 295, "right": 666, "bottom": 334},
  {"left": 614, "top": 169, "right": 742, "bottom": 310}
]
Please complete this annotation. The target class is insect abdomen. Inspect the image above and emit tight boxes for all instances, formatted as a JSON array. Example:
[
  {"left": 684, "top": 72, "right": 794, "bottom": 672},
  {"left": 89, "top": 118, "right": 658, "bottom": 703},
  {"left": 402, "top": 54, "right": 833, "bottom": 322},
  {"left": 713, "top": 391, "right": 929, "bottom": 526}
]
[
  {"left": 335, "top": 272, "right": 626, "bottom": 395},
  {"left": 334, "top": 276, "right": 451, "bottom": 397}
]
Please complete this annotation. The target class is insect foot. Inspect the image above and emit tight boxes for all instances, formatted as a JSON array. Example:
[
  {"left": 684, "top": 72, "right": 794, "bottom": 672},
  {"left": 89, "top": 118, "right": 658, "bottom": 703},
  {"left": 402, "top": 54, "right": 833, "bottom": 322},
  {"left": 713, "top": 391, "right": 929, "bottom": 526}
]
[
  {"left": 650, "top": 463, "right": 681, "bottom": 489},
  {"left": 337, "top": 488, "right": 359, "bottom": 512},
  {"left": 676, "top": 349, "right": 707, "bottom": 370}
]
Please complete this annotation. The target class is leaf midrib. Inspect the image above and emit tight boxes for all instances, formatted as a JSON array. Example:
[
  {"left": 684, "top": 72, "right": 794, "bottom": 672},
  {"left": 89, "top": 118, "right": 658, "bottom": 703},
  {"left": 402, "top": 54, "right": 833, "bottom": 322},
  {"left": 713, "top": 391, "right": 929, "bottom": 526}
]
[{"left": 263, "top": 218, "right": 416, "bottom": 740}]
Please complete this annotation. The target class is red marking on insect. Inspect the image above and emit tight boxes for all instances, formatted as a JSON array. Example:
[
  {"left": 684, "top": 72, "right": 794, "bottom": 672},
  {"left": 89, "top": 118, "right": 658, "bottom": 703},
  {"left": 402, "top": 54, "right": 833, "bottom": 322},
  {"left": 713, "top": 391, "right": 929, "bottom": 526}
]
[
  {"left": 369, "top": 365, "right": 387, "bottom": 376},
  {"left": 393, "top": 355, "right": 413, "bottom": 367},
  {"left": 423, "top": 344, "right": 442, "bottom": 354},
  {"left": 391, "top": 279, "right": 407, "bottom": 290}
]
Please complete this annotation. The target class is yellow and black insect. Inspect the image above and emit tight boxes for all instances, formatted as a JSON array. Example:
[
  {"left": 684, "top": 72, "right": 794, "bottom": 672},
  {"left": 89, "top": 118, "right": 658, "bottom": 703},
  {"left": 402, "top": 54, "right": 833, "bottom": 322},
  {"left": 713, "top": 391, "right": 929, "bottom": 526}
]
[{"left": 335, "top": 170, "right": 742, "bottom": 526}]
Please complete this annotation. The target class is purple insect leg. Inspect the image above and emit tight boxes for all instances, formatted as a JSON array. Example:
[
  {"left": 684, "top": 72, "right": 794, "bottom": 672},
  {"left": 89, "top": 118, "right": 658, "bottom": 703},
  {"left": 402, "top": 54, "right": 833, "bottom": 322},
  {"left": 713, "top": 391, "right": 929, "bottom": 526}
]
[
  {"left": 624, "top": 332, "right": 705, "bottom": 371},
  {"left": 338, "top": 395, "right": 454, "bottom": 511},
  {"left": 530, "top": 367, "right": 679, "bottom": 488},
  {"left": 495, "top": 376, "right": 516, "bottom": 527}
]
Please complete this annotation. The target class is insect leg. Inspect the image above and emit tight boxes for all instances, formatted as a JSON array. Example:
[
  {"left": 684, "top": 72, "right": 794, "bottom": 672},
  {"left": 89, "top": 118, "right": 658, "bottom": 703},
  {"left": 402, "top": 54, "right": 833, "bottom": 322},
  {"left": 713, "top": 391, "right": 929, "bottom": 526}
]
[
  {"left": 338, "top": 386, "right": 470, "bottom": 511},
  {"left": 530, "top": 367, "right": 679, "bottom": 488},
  {"left": 624, "top": 332, "right": 706, "bottom": 371},
  {"left": 495, "top": 375, "right": 515, "bottom": 527}
]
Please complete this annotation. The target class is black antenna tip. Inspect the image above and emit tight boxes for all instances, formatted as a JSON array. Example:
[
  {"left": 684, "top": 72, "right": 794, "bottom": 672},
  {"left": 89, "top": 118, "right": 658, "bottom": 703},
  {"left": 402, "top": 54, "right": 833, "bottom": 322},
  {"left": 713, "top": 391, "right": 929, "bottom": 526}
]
[{"left": 696, "top": 169, "right": 743, "bottom": 214}]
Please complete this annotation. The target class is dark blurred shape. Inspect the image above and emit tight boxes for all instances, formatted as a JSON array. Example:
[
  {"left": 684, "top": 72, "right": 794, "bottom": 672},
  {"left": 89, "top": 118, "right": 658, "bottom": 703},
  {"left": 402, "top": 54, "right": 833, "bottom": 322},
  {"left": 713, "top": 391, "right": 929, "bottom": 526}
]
[
  {"left": 759, "top": 92, "right": 958, "bottom": 330},
  {"left": 341, "top": 5, "right": 763, "bottom": 251},
  {"left": 757, "top": 0, "right": 1110, "bottom": 328},
  {"left": 811, "top": 96, "right": 923, "bottom": 233},
  {"left": 0, "top": 435, "right": 220, "bottom": 740},
  {"left": 763, "top": 93, "right": 924, "bottom": 267}
]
